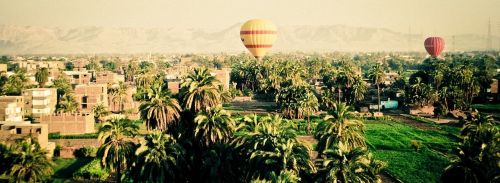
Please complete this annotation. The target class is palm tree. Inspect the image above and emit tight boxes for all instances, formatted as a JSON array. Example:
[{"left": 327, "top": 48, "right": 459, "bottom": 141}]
[
  {"left": 97, "top": 118, "right": 139, "bottom": 183},
  {"left": 441, "top": 114, "right": 500, "bottom": 183},
  {"left": 234, "top": 114, "right": 315, "bottom": 180},
  {"left": 35, "top": 67, "right": 49, "bottom": 88},
  {"left": 298, "top": 91, "right": 319, "bottom": 134},
  {"left": 110, "top": 82, "right": 128, "bottom": 112},
  {"left": 181, "top": 67, "right": 222, "bottom": 113},
  {"left": 369, "top": 64, "right": 385, "bottom": 112},
  {"left": 200, "top": 143, "right": 243, "bottom": 182},
  {"left": 56, "top": 94, "right": 79, "bottom": 113},
  {"left": 194, "top": 107, "right": 235, "bottom": 146},
  {"left": 7, "top": 137, "right": 54, "bottom": 183},
  {"left": 251, "top": 169, "right": 301, "bottom": 183},
  {"left": 51, "top": 74, "right": 72, "bottom": 98},
  {"left": 316, "top": 144, "right": 385, "bottom": 183},
  {"left": 132, "top": 130, "right": 185, "bottom": 182},
  {"left": 316, "top": 102, "right": 366, "bottom": 154},
  {"left": 92, "top": 103, "right": 109, "bottom": 123},
  {"left": 3, "top": 68, "right": 29, "bottom": 95},
  {"left": 139, "top": 85, "right": 181, "bottom": 132}
]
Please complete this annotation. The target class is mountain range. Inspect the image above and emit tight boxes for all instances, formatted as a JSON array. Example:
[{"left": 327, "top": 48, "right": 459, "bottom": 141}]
[{"left": 0, "top": 24, "right": 496, "bottom": 54}]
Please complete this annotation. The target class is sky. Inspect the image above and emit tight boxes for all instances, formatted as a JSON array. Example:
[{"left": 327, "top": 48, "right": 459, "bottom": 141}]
[{"left": 0, "top": 0, "right": 499, "bottom": 36}]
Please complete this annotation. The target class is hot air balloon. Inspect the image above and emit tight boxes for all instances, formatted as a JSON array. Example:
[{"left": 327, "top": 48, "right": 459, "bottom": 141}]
[
  {"left": 240, "top": 19, "right": 277, "bottom": 61},
  {"left": 424, "top": 37, "right": 445, "bottom": 57}
]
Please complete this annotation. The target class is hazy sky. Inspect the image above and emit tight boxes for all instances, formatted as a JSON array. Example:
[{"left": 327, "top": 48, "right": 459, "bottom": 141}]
[{"left": 1, "top": 0, "right": 499, "bottom": 36}]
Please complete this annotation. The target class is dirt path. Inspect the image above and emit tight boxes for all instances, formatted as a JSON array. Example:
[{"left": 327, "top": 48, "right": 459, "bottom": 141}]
[{"left": 388, "top": 114, "right": 438, "bottom": 131}]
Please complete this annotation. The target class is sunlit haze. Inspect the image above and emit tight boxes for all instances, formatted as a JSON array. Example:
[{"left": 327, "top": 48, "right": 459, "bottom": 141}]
[{"left": 1, "top": 0, "right": 499, "bottom": 35}]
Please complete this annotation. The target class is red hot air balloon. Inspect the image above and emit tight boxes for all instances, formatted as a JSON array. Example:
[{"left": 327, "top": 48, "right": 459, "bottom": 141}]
[{"left": 424, "top": 37, "right": 445, "bottom": 57}]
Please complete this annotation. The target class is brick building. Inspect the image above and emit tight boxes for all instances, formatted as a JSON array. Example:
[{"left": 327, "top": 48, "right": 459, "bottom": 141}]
[
  {"left": 95, "top": 71, "right": 116, "bottom": 85},
  {"left": 0, "top": 121, "right": 54, "bottom": 156},
  {"left": 63, "top": 71, "right": 92, "bottom": 85},
  {"left": 0, "top": 96, "right": 24, "bottom": 122},
  {"left": 74, "top": 84, "right": 108, "bottom": 113},
  {"left": 211, "top": 68, "right": 231, "bottom": 90},
  {"left": 39, "top": 113, "right": 94, "bottom": 135},
  {"left": 22, "top": 88, "right": 57, "bottom": 118},
  {"left": 167, "top": 80, "right": 181, "bottom": 94}
]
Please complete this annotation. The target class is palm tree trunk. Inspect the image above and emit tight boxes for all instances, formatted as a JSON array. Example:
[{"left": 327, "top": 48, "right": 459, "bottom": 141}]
[
  {"left": 116, "top": 164, "right": 121, "bottom": 183},
  {"left": 377, "top": 84, "right": 381, "bottom": 112},
  {"left": 338, "top": 88, "right": 341, "bottom": 103}
]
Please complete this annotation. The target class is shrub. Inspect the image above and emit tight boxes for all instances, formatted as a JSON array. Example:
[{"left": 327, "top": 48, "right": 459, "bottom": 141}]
[
  {"left": 410, "top": 140, "right": 423, "bottom": 152},
  {"left": 49, "top": 133, "right": 98, "bottom": 139},
  {"left": 73, "top": 159, "right": 109, "bottom": 181},
  {"left": 74, "top": 147, "right": 97, "bottom": 158},
  {"left": 54, "top": 144, "right": 62, "bottom": 157}
]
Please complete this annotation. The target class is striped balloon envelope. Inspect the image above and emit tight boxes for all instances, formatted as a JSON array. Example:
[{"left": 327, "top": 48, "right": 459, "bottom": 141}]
[
  {"left": 240, "top": 19, "right": 277, "bottom": 61},
  {"left": 424, "top": 37, "right": 445, "bottom": 57}
]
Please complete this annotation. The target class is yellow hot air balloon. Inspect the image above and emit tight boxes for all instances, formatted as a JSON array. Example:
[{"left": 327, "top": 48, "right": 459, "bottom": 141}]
[{"left": 240, "top": 19, "right": 277, "bottom": 61}]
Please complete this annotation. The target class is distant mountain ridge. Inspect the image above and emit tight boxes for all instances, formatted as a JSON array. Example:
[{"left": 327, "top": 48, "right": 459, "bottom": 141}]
[{"left": 0, "top": 24, "right": 496, "bottom": 54}]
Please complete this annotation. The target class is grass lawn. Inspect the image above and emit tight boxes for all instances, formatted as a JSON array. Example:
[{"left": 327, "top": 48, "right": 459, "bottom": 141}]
[
  {"left": 365, "top": 119, "right": 460, "bottom": 183},
  {"left": 472, "top": 103, "right": 500, "bottom": 112},
  {"left": 51, "top": 158, "right": 92, "bottom": 182}
]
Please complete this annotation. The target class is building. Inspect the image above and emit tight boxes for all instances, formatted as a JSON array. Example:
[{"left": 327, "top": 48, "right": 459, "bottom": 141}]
[
  {"left": 73, "top": 59, "right": 89, "bottom": 71},
  {"left": 22, "top": 88, "right": 58, "bottom": 118},
  {"left": 0, "top": 96, "right": 24, "bottom": 122},
  {"left": 74, "top": 84, "right": 108, "bottom": 113},
  {"left": 63, "top": 71, "right": 92, "bottom": 85},
  {"left": 0, "top": 121, "right": 53, "bottom": 155},
  {"left": 13, "top": 60, "right": 64, "bottom": 74},
  {"left": 95, "top": 71, "right": 116, "bottom": 85},
  {"left": 167, "top": 80, "right": 181, "bottom": 94},
  {"left": 39, "top": 113, "right": 94, "bottom": 135},
  {"left": 211, "top": 68, "right": 231, "bottom": 90}
]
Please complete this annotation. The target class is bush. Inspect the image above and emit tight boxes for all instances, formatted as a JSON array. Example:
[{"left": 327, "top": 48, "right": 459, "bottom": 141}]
[
  {"left": 54, "top": 144, "right": 62, "bottom": 157},
  {"left": 73, "top": 159, "right": 109, "bottom": 181},
  {"left": 410, "top": 140, "right": 423, "bottom": 152},
  {"left": 74, "top": 147, "right": 97, "bottom": 158},
  {"left": 49, "top": 133, "right": 98, "bottom": 139}
]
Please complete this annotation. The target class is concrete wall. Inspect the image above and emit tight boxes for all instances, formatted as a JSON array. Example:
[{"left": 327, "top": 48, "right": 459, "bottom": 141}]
[{"left": 39, "top": 113, "right": 95, "bottom": 135}]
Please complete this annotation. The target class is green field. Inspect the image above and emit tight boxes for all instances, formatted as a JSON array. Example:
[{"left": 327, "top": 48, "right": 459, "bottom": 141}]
[
  {"left": 472, "top": 103, "right": 500, "bottom": 112},
  {"left": 365, "top": 119, "right": 460, "bottom": 183},
  {"left": 52, "top": 158, "right": 92, "bottom": 182}
]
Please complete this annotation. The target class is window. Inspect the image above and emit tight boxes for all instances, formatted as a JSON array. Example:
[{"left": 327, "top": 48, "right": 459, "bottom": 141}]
[
  {"left": 82, "top": 96, "right": 88, "bottom": 109},
  {"left": 16, "top": 128, "right": 21, "bottom": 134}
]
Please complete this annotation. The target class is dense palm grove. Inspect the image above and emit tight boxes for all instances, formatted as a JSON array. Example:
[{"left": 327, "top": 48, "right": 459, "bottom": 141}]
[{"left": 0, "top": 52, "right": 499, "bottom": 182}]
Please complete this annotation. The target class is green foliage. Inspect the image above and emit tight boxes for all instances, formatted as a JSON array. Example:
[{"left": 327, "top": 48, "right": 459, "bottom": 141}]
[
  {"left": 132, "top": 131, "right": 185, "bottom": 182},
  {"left": 34, "top": 67, "right": 49, "bottom": 87},
  {"left": 181, "top": 67, "right": 222, "bottom": 113},
  {"left": 234, "top": 114, "right": 315, "bottom": 181},
  {"left": 56, "top": 93, "right": 79, "bottom": 113},
  {"left": 100, "top": 60, "right": 116, "bottom": 71},
  {"left": 139, "top": 81, "right": 181, "bottom": 131},
  {"left": 49, "top": 133, "right": 98, "bottom": 139},
  {"left": 365, "top": 119, "right": 459, "bottom": 182},
  {"left": 410, "top": 140, "right": 423, "bottom": 152},
  {"left": 316, "top": 146, "right": 385, "bottom": 183},
  {"left": 97, "top": 118, "right": 139, "bottom": 182},
  {"left": 315, "top": 102, "right": 366, "bottom": 153},
  {"left": 0, "top": 137, "right": 54, "bottom": 182},
  {"left": 64, "top": 62, "right": 74, "bottom": 71},
  {"left": 74, "top": 147, "right": 98, "bottom": 158},
  {"left": 72, "top": 159, "right": 110, "bottom": 181},
  {"left": 51, "top": 74, "right": 72, "bottom": 97},
  {"left": 441, "top": 114, "right": 500, "bottom": 183},
  {"left": 194, "top": 107, "right": 235, "bottom": 146}
]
